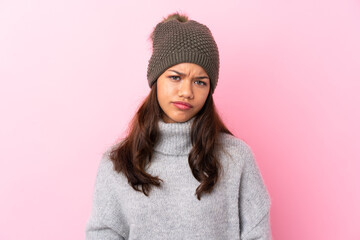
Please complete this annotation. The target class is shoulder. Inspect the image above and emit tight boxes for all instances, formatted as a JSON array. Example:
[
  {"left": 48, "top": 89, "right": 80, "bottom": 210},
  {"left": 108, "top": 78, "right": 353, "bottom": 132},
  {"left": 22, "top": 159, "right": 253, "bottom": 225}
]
[
  {"left": 218, "top": 133, "right": 255, "bottom": 161},
  {"left": 95, "top": 144, "right": 123, "bottom": 183},
  {"left": 217, "top": 133, "right": 268, "bottom": 183},
  {"left": 219, "top": 133, "right": 271, "bottom": 205}
]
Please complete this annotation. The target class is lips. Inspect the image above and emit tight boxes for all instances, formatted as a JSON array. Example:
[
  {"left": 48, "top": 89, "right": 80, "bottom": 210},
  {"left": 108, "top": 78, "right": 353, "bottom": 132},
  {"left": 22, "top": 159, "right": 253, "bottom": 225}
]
[{"left": 172, "top": 101, "right": 193, "bottom": 110}]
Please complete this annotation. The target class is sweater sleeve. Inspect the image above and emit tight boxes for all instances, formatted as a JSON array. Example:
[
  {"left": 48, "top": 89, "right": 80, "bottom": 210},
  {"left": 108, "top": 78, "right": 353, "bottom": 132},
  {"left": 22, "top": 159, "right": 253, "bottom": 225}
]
[
  {"left": 238, "top": 145, "right": 272, "bottom": 240},
  {"left": 85, "top": 152, "right": 125, "bottom": 240}
]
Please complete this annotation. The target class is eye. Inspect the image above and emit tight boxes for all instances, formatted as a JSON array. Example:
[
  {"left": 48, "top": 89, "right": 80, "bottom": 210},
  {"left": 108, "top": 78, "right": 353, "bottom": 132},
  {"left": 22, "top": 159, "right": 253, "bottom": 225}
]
[
  {"left": 169, "top": 76, "right": 181, "bottom": 81},
  {"left": 194, "top": 80, "right": 207, "bottom": 86}
]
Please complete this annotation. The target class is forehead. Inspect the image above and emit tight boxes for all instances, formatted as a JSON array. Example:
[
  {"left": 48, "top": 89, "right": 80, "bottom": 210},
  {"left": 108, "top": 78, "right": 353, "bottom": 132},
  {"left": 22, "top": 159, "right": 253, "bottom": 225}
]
[{"left": 167, "top": 63, "right": 208, "bottom": 75}]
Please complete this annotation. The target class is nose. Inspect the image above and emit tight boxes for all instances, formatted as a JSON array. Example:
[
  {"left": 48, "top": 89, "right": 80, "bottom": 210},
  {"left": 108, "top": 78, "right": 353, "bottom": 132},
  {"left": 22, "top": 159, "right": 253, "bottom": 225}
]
[{"left": 178, "top": 79, "right": 194, "bottom": 99}]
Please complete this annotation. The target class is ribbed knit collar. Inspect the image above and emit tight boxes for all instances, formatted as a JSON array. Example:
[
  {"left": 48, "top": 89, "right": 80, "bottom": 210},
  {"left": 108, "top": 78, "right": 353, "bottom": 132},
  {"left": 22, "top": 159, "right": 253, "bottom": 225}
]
[{"left": 154, "top": 119, "right": 194, "bottom": 156}]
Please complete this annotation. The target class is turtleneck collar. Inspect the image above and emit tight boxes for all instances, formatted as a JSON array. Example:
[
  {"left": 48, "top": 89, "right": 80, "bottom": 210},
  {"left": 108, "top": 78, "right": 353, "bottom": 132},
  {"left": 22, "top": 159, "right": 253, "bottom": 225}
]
[{"left": 154, "top": 118, "right": 194, "bottom": 156}]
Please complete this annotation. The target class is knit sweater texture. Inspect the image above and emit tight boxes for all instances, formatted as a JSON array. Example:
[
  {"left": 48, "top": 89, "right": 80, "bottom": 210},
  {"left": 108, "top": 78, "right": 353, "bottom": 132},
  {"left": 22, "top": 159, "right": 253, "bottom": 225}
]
[{"left": 85, "top": 120, "right": 272, "bottom": 240}]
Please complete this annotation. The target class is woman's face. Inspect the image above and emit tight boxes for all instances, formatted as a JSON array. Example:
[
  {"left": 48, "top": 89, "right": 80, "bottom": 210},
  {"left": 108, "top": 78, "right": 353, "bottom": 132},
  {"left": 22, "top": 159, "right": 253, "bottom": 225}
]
[{"left": 157, "top": 63, "right": 210, "bottom": 123}]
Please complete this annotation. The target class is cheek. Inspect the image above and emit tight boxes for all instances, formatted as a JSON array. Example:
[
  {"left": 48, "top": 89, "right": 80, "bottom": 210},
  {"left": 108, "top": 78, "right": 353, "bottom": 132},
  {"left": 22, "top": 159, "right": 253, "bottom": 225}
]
[
  {"left": 158, "top": 82, "right": 176, "bottom": 101},
  {"left": 196, "top": 90, "right": 210, "bottom": 108},
  {"left": 156, "top": 88, "right": 165, "bottom": 108},
  {"left": 157, "top": 81, "right": 173, "bottom": 107}
]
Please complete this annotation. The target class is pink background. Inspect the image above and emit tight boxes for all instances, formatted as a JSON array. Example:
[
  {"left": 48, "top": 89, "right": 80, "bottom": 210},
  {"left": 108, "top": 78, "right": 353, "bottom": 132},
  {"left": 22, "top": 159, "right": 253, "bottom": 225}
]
[{"left": 1, "top": 0, "right": 359, "bottom": 239}]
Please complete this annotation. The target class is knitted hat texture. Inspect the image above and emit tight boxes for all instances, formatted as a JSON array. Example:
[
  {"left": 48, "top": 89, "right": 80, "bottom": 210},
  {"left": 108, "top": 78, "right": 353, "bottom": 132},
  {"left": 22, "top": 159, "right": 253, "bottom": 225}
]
[{"left": 147, "top": 19, "right": 219, "bottom": 92}]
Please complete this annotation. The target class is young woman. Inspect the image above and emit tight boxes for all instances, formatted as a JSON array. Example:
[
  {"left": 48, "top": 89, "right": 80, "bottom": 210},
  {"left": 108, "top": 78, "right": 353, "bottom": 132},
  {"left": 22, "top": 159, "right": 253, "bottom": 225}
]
[{"left": 85, "top": 13, "right": 272, "bottom": 240}]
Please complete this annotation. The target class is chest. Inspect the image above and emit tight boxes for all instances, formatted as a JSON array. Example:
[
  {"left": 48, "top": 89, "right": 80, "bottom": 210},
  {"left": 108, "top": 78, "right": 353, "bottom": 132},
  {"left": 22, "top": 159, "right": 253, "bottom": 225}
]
[{"left": 112, "top": 152, "right": 241, "bottom": 239}]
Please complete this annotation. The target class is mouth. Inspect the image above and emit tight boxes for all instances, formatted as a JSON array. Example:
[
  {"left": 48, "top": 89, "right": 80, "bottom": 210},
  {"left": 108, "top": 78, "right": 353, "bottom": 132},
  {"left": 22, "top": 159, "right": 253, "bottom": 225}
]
[{"left": 172, "top": 101, "right": 193, "bottom": 110}]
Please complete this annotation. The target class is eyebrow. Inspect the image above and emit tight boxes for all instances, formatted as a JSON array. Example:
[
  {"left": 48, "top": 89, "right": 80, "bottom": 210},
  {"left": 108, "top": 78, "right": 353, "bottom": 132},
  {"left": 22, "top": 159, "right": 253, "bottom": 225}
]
[{"left": 167, "top": 70, "right": 209, "bottom": 79}]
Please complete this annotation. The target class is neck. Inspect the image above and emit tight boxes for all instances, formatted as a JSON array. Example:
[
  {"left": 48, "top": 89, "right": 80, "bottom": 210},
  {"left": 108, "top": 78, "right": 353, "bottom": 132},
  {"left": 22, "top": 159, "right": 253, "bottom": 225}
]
[{"left": 154, "top": 119, "right": 194, "bottom": 155}]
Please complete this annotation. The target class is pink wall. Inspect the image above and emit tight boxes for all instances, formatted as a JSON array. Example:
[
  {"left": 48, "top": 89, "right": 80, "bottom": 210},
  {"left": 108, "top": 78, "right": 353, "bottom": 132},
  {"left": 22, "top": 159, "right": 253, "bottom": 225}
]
[{"left": 1, "top": 0, "right": 359, "bottom": 239}]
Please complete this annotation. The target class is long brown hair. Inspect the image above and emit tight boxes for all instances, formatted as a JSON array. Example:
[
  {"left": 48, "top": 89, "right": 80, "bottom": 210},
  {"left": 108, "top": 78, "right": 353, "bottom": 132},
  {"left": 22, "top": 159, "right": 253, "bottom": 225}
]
[{"left": 109, "top": 83, "right": 232, "bottom": 200}]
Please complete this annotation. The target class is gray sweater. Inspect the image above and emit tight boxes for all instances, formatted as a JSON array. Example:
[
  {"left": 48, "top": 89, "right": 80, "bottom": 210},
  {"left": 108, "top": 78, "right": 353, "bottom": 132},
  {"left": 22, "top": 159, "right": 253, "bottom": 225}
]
[{"left": 85, "top": 120, "right": 272, "bottom": 239}]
